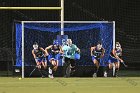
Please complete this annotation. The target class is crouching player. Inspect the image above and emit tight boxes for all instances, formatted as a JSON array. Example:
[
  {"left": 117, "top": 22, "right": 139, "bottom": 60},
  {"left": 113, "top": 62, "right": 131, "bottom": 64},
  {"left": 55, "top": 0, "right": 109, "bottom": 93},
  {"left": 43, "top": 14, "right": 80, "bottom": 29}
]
[
  {"left": 91, "top": 42, "right": 105, "bottom": 77},
  {"left": 45, "top": 40, "right": 63, "bottom": 78},
  {"left": 108, "top": 42, "right": 127, "bottom": 77},
  {"left": 32, "top": 42, "right": 48, "bottom": 77}
]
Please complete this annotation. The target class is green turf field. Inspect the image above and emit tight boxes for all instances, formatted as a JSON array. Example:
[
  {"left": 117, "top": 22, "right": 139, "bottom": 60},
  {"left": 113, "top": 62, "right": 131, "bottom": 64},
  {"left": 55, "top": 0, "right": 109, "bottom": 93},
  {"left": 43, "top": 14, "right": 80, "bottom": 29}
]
[{"left": 0, "top": 77, "right": 139, "bottom": 93}]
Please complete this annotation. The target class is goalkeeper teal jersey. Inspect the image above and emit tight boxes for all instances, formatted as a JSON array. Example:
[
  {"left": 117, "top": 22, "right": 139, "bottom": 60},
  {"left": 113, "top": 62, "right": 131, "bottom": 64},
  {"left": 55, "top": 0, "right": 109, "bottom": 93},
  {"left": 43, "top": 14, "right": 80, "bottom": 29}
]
[{"left": 62, "top": 44, "right": 78, "bottom": 59}]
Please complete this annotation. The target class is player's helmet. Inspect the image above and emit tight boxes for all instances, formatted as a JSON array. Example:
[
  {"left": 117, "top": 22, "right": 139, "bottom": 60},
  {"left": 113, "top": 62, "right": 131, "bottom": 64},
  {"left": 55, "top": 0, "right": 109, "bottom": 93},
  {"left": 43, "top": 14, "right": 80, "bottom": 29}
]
[
  {"left": 116, "top": 42, "right": 121, "bottom": 49},
  {"left": 53, "top": 40, "right": 59, "bottom": 46}
]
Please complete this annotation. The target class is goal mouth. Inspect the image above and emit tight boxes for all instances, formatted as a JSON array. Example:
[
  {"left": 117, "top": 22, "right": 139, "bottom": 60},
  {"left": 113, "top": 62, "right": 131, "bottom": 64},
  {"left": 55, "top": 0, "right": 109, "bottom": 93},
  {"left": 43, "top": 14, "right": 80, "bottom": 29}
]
[{"left": 15, "top": 21, "right": 115, "bottom": 77}]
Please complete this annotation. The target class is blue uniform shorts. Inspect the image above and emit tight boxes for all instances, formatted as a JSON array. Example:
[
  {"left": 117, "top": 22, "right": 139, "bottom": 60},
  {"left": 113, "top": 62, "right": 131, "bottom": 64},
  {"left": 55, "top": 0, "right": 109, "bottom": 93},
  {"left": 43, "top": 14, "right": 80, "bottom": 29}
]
[
  {"left": 48, "top": 54, "right": 60, "bottom": 61},
  {"left": 108, "top": 56, "right": 119, "bottom": 63},
  {"left": 92, "top": 56, "right": 101, "bottom": 62},
  {"left": 35, "top": 57, "right": 47, "bottom": 63}
]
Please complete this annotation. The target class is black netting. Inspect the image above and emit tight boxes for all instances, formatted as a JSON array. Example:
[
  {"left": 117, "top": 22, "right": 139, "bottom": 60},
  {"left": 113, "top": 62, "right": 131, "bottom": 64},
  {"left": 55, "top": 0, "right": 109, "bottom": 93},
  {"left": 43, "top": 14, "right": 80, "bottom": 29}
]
[{"left": 15, "top": 22, "right": 113, "bottom": 67}]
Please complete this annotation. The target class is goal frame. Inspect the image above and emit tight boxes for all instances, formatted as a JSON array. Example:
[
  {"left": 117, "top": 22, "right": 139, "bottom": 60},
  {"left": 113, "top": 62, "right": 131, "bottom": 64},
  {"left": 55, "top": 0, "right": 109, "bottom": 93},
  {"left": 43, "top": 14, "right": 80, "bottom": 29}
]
[{"left": 21, "top": 21, "right": 115, "bottom": 78}]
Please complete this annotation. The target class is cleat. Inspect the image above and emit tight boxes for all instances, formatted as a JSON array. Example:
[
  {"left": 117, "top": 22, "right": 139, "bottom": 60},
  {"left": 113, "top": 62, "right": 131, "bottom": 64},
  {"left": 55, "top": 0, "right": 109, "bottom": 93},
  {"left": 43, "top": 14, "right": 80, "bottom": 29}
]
[
  {"left": 93, "top": 73, "right": 97, "bottom": 77},
  {"left": 48, "top": 75, "right": 54, "bottom": 79},
  {"left": 104, "top": 71, "right": 107, "bottom": 77}
]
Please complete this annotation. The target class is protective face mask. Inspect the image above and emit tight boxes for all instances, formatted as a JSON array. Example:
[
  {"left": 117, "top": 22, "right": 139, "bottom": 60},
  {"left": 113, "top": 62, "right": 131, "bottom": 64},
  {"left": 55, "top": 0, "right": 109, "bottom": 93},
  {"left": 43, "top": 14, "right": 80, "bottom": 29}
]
[
  {"left": 33, "top": 45, "right": 38, "bottom": 50},
  {"left": 116, "top": 44, "right": 121, "bottom": 49},
  {"left": 97, "top": 44, "right": 102, "bottom": 50}
]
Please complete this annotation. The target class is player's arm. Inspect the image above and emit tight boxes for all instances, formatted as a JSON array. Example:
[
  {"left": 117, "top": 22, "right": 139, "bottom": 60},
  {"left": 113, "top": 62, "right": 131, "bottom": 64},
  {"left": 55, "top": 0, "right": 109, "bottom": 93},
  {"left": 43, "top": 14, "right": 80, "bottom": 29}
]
[
  {"left": 112, "top": 49, "right": 123, "bottom": 62},
  {"left": 120, "top": 48, "right": 123, "bottom": 56},
  {"left": 59, "top": 46, "right": 64, "bottom": 54},
  {"left": 90, "top": 47, "right": 95, "bottom": 56},
  {"left": 77, "top": 48, "right": 80, "bottom": 53},
  {"left": 117, "top": 48, "right": 127, "bottom": 67},
  {"left": 75, "top": 45, "right": 80, "bottom": 53},
  {"left": 32, "top": 50, "right": 36, "bottom": 59},
  {"left": 45, "top": 45, "right": 52, "bottom": 55},
  {"left": 32, "top": 50, "right": 39, "bottom": 66},
  {"left": 39, "top": 47, "right": 48, "bottom": 56},
  {"left": 76, "top": 46, "right": 80, "bottom": 53},
  {"left": 101, "top": 48, "right": 105, "bottom": 58},
  {"left": 45, "top": 45, "right": 52, "bottom": 51}
]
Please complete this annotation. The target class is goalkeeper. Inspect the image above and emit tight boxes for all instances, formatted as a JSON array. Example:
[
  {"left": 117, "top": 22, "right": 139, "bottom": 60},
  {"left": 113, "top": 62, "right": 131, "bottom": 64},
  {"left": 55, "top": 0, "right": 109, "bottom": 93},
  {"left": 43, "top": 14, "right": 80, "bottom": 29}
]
[{"left": 62, "top": 39, "right": 80, "bottom": 77}]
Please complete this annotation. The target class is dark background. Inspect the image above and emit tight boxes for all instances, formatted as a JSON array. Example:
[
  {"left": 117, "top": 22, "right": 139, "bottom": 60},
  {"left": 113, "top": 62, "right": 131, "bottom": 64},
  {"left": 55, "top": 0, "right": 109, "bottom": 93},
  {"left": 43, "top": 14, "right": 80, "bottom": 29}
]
[{"left": 0, "top": 0, "right": 140, "bottom": 72}]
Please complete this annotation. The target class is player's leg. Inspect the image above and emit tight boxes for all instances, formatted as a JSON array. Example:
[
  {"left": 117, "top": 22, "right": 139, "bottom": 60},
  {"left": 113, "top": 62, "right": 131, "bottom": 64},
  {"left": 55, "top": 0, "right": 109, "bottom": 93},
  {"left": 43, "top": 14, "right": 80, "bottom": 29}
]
[
  {"left": 29, "top": 58, "right": 41, "bottom": 77},
  {"left": 63, "top": 57, "right": 71, "bottom": 77},
  {"left": 48, "top": 66, "right": 53, "bottom": 78},
  {"left": 108, "top": 57, "right": 118, "bottom": 77},
  {"left": 35, "top": 58, "right": 42, "bottom": 69},
  {"left": 52, "top": 60, "right": 58, "bottom": 71},
  {"left": 103, "top": 66, "right": 108, "bottom": 77},
  {"left": 52, "top": 54, "right": 59, "bottom": 71},
  {"left": 36, "top": 62, "right": 41, "bottom": 69},
  {"left": 107, "top": 63, "right": 114, "bottom": 77},
  {"left": 48, "top": 54, "right": 56, "bottom": 66},
  {"left": 40, "top": 57, "right": 48, "bottom": 77},
  {"left": 108, "top": 63, "right": 113, "bottom": 69},
  {"left": 114, "top": 61, "right": 120, "bottom": 77},
  {"left": 47, "top": 55, "right": 55, "bottom": 78},
  {"left": 35, "top": 58, "right": 45, "bottom": 77},
  {"left": 48, "top": 59, "right": 55, "bottom": 78},
  {"left": 107, "top": 57, "right": 114, "bottom": 77},
  {"left": 92, "top": 56, "right": 99, "bottom": 77},
  {"left": 48, "top": 58, "right": 58, "bottom": 78},
  {"left": 41, "top": 57, "right": 47, "bottom": 69},
  {"left": 48, "top": 54, "right": 59, "bottom": 78},
  {"left": 70, "top": 59, "right": 76, "bottom": 75}
]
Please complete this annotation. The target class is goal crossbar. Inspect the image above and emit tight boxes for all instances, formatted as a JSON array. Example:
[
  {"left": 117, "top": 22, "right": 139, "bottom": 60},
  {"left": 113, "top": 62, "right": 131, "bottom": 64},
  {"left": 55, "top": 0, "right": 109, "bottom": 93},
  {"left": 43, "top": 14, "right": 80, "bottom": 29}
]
[{"left": 0, "top": 7, "right": 62, "bottom": 10}]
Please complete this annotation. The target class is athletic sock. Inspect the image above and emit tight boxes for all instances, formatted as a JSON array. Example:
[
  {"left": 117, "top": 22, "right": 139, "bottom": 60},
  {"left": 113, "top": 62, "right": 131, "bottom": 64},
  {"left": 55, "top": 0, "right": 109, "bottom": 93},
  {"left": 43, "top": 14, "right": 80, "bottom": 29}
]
[
  {"left": 108, "top": 68, "right": 113, "bottom": 77},
  {"left": 94, "top": 66, "right": 98, "bottom": 74},
  {"left": 114, "top": 68, "right": 119, "bottom": 77},
  {"left": 48, "top": 67, "right": 53, "bottom": 75}
]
